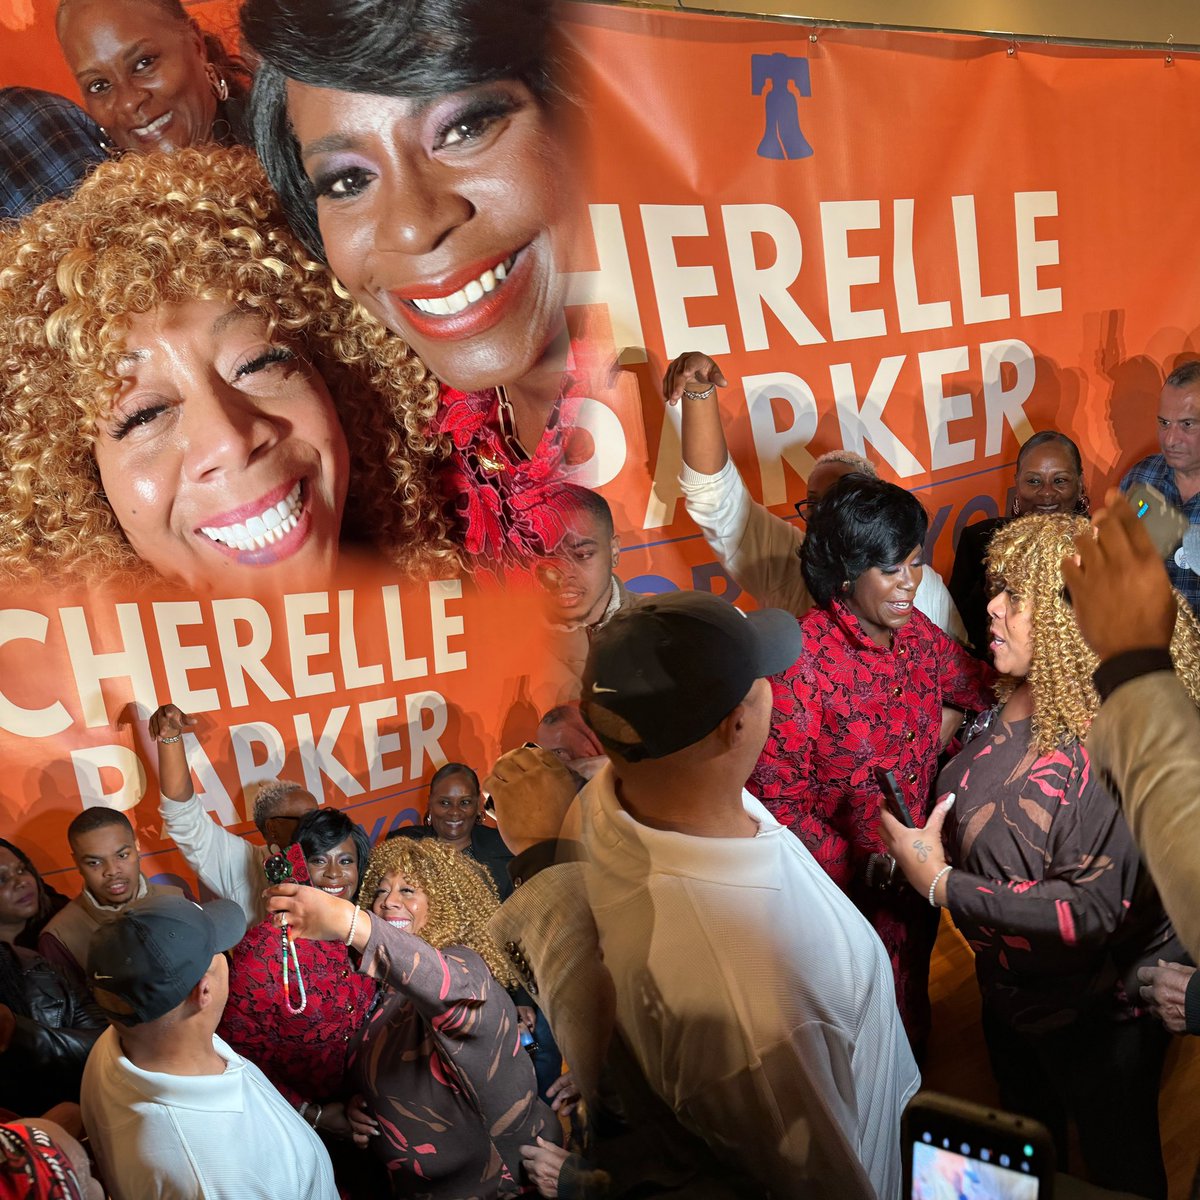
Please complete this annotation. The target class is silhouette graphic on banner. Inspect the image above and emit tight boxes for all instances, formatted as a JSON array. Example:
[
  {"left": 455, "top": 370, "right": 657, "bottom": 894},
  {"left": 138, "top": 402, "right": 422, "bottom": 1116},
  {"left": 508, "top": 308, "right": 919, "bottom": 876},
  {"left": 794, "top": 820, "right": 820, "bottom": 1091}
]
[{"left": 752, "top": 53, "right": 814, "bottom": 160}]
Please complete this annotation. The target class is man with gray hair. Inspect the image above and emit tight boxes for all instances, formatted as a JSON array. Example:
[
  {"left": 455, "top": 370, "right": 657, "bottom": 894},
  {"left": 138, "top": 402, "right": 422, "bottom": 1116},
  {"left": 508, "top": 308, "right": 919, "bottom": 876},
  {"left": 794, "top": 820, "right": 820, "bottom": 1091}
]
[
  {"left": 149, "top": 703, "right": 317, "bottom": 922},
  {"left": 663, "top": 351, "right": 966, "bottom": 639}
]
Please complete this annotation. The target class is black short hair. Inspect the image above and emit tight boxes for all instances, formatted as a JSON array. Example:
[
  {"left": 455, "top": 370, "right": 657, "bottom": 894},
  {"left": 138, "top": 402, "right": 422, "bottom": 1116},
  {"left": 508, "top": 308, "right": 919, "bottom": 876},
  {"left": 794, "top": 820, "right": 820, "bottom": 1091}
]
[
  {"left": 429, "top": 762, "right": 480, "bottom": 794},
  {"left": 1165, "top": 360, "right": 1200, "bottom": 391},
  {"left": 293, "top": 808, "right": 370, "bottom": 895},
  {"left": 561, "top": 485, "right": 614, "bottom": 540},
  {"left": 1016, "top": 430, "right": 1084, "bottom": 477},
  {"left": 240, "top": 0, "right": 561, "bottom": 259},
  {"left": 67, "top": 807, "right": 134, "bottom": 845},
  {"left": 800, "top": 476, "right": 929, "bottom": 607}
]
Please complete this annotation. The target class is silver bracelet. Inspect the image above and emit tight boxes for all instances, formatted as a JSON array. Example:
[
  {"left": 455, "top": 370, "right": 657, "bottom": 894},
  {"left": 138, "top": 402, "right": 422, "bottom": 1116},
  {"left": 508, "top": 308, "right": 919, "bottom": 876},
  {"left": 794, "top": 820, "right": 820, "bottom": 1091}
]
[
  {"left": 344, "top": 906, "right": 360, "bottom": 946},
  {"left": 681, "top": 383, "right": 716, "bottom": 400},
  {"left": 928, "top": 865, "right": 953, "bottom": 907},
  {"left": 157, "top": 734, "right": 182, "bottom": 744}
]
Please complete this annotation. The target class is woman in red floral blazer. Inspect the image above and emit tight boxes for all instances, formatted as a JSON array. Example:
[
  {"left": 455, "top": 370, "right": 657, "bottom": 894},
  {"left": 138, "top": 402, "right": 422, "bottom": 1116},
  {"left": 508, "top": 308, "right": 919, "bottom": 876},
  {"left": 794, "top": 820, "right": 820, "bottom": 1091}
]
[{"left": 749, "top": 475, "right": 994, "bottom": 1051}]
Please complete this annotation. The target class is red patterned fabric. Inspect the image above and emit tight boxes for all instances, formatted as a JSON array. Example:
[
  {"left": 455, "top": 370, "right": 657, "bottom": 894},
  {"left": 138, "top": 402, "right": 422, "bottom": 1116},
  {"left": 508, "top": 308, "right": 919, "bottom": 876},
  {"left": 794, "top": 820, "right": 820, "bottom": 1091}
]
[
  {"left": 0, "top": 1124, "right": 81, "bottom": 1200},
  {"left": 748, "top": 601, "right": 995, "bottom": 1040},
  {"left": 432, "top": 385, "right": 582, "bottom": 575},
  {"left": 219, "top": 854, "right": 377, "bottom": 1107}
]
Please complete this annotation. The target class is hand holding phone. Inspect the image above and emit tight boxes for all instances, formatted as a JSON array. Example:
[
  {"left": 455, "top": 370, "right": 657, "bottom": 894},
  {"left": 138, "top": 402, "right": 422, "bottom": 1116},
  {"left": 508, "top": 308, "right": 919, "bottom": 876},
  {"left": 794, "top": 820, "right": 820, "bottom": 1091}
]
[
  {"left": 1124, "top": 482, "right": 1189, "bottom": 558},
  {"left": 874, "top": 766, "right": 915, "bottom": 828}
]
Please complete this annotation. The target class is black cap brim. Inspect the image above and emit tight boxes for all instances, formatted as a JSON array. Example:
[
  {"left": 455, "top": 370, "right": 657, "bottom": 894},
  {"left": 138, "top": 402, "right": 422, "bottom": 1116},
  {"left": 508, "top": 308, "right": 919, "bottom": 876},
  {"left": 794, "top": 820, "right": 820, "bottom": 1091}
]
[
  {"left": 203, "top": 898, "right": 247, "bottom": 952},
  {"left": 744, "top": 607, "right": 803, "bottom": 678}
]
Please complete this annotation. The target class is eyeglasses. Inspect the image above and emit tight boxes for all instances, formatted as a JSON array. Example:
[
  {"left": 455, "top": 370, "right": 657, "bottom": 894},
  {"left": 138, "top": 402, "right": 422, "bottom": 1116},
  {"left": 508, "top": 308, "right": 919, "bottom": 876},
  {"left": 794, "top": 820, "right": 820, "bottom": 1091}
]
[{"left": 792, "top": 498, "right": 814, "bottom": 524}]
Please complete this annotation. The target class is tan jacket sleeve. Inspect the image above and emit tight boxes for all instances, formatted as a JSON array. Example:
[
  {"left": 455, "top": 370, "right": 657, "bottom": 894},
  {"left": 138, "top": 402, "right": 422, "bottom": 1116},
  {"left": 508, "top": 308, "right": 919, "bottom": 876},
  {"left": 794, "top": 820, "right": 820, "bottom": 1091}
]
[{"left": 1088, "top": 670, "right": 1200, "bottom": 962}]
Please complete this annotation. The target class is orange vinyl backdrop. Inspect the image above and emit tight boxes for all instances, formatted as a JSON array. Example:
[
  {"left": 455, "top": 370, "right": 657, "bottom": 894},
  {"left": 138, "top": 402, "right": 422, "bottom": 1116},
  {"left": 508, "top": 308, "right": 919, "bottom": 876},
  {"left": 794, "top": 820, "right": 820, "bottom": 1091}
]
[
  {"left": 555, "top": 5, "right": 1200, "bottom": 596},
  {"left": 3, "top": 1, "right": 1200, "bottom": 886}
]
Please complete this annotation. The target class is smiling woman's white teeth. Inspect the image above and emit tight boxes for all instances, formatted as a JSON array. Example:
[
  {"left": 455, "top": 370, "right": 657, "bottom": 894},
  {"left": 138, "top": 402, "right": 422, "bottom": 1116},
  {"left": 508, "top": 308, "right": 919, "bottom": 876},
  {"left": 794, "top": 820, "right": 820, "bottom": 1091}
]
[
  {"left": 134, "top": 112, "right": 172, "bottom": 136},
  {"left": 411, "top": 255, "right": 513, "bottom": 316},
  {"left": 203, "top": 481, "right": 302, "bottom": 550}
]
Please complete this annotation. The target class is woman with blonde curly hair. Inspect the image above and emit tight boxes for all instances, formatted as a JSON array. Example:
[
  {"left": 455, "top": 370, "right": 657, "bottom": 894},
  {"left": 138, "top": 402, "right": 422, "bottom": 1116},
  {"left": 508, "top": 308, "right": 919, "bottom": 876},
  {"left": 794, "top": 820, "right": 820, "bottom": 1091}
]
[
  {"left": 267, "top": 835, "right": 559, "bottom": 1199},
  {"left": 0, "top": 145, "right": 458, "bottom": 591},
  {"left": 882, "top": 513, "right": 1200, "bottom": 1199}
]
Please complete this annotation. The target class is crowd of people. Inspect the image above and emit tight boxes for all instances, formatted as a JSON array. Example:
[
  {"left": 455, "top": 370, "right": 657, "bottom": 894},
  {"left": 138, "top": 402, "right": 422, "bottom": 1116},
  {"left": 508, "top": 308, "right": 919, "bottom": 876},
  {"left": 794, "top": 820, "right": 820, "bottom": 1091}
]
[{"left": 3, "top": 0, "right": 1200, "bottom": 1199}]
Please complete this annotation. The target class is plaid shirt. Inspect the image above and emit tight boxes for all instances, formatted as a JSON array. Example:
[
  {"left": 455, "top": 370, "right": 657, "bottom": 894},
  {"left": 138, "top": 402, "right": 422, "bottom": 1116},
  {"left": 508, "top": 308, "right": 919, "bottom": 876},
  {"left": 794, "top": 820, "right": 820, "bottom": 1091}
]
[
  {"left": 1120, "top": 452, "right": 1200, "bottom": 616},
  {"left": 0, "top": 88, "right": 106, "bottom": 221}
]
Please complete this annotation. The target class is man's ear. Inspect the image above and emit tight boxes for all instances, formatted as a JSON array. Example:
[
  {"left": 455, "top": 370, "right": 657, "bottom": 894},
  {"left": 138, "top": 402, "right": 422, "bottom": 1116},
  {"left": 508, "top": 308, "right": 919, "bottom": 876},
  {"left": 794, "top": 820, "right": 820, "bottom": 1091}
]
[
  {"left": 713, "top": 702, "right": 749, "bottom": 750},
  {"left": 192, "top": 956, "right": 222, "bottom": 1013},
  {"left": 609, "top": 533, "right": 621, "bottom": 570}
]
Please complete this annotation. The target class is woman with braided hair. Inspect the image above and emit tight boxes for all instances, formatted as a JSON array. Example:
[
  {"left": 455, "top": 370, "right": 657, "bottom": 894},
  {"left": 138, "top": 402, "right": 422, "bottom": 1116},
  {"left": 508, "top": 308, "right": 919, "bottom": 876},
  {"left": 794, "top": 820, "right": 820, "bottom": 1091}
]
[
  {"left": 882, "top": 513, "right": 1200, "bottom": 1199},
  {"left": 267, "top": 836, "right": 559, "bottom": 1198},
  {"left": 0, "top": 145, "right": 459, "bottom": 592}
]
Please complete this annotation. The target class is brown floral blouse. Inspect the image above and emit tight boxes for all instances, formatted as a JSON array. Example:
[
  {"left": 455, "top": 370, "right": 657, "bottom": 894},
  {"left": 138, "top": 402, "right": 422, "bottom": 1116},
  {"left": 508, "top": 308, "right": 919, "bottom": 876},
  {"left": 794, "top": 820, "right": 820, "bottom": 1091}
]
[
  {"left": 351, "top": 919, "right": 558, "bottom": 1198},
  {"left": 940, "top": 712, "right": 1184, "bottom": 1033}
]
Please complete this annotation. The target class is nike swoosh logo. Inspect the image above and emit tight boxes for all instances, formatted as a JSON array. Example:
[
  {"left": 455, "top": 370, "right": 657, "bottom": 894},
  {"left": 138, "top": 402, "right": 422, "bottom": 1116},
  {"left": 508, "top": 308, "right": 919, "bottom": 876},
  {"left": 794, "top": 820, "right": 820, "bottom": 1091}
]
[{"left": 591, "top": 685, "right": 618, "bottom": 694}]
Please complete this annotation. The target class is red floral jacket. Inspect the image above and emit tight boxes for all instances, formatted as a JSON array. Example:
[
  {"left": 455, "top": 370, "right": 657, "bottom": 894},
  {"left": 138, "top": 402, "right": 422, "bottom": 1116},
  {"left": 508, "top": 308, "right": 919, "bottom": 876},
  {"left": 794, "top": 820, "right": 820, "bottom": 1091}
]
[
  {"left": 749, "top": 601, "right": 996, "bottom": 888},
  {"left": 432, "top": 385, "right": 583, "bottom": 576}
]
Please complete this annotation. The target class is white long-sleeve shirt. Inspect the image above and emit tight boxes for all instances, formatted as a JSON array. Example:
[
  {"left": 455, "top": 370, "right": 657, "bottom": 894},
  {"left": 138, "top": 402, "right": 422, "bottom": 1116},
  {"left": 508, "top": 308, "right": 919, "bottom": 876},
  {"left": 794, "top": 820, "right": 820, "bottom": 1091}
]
[
  {"left": 158, "top": 792, "right": 264, "bottom": 924},
  {"left": 680, "top": 457, "right": 967, "bottom": 641}
]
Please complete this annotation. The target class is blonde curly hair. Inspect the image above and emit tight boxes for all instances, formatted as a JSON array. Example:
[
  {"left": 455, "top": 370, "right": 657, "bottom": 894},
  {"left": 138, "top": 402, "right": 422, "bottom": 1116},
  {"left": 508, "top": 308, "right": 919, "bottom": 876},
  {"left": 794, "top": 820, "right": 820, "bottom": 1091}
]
[
  {"left": 987, "top": 513, "right": 1200, "bottom": 751},
  {"left": 0, "top": 146, "right": 461, "bottom": 582},
  {"left": 357, "top": 837, "right": 516, "bottom": 987}
]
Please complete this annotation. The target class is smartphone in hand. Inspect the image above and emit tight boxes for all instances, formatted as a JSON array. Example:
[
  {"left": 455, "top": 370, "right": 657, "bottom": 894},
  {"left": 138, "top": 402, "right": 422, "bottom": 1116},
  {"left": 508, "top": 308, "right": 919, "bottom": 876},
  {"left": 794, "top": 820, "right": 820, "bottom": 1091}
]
[
  {"left": 874, "top": 766, "right": 915, "bottom": 828},
  {"left": 1125, "top": 482, "right": 1189, "bottom": 557}
]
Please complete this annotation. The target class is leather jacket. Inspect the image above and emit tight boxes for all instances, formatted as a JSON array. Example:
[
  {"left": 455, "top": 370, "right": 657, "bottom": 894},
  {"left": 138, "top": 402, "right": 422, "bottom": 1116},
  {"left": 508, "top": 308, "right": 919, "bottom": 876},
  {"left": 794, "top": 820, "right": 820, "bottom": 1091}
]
[{"left": 2, "top": 946, "right": 106, "bottom": 1114}]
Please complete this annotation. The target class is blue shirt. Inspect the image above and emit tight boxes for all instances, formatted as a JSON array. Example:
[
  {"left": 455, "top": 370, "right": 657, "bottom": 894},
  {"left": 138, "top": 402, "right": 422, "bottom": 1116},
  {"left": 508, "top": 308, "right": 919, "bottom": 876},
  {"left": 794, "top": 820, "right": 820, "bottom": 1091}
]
[
  {"left": 1120, "top": 453, "right": 1200, "bottom": 616},
  {"left": 0, "top": 88, "right": 106, "bottom": 221}
]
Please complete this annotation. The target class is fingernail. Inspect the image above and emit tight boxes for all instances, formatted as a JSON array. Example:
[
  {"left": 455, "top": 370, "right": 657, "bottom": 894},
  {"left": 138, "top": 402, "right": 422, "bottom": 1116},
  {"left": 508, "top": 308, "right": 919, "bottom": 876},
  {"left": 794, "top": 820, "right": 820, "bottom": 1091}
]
[{"left": 943, "top": 792, "right": 956, "bottom": 808}]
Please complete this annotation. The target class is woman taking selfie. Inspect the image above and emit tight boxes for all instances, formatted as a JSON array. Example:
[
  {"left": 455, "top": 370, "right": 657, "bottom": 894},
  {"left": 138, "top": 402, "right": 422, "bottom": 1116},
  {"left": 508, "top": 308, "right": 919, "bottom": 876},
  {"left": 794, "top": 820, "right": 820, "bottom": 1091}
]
[
  {"left": 241, "top": 0, "right": 583, "bottom": 571},
  {"left": 267, "top": 836, "right": 558, "bottom": 1198},
  {"left": 0, "top": 147, "right": 458, "bottom": 591},
  {"left": 882, "top": 514, "right": 1200, "bottom": 1199}
]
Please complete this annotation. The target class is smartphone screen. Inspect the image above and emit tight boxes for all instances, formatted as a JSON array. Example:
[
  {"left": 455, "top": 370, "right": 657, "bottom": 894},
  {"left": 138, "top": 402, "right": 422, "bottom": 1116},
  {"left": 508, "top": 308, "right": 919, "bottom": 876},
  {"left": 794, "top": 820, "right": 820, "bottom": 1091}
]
[
  {"left": 912, "top": 1134, "right": 1040, "bottom": 1199},
  {"left": 904, "top": 1092, "right": 1053, "bottom": 1200}
]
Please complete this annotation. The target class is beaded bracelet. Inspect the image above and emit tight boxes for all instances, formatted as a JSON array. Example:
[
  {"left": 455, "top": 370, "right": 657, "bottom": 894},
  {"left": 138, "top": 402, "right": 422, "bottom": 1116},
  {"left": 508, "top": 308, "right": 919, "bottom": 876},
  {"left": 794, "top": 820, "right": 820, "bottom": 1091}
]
[
  {"left": 928, "top": 865, "right": 953, "bottom": 907},
  {"left": 682, "top": 383, "right": 716, "bottom": 400},
  {"left": 344, "top": 906, "right": 360, "bottom": 947},
  {"left": 157, "top": 734, "right": 182, "bottom": 744}
]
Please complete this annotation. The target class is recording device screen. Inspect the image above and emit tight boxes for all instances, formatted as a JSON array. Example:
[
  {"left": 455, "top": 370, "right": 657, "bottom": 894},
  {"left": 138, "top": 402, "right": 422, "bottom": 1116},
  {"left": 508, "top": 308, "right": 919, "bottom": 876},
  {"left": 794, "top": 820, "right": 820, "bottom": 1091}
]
[{"left": 911, "top": 1134, "right": 1039, "bottom": 1200}]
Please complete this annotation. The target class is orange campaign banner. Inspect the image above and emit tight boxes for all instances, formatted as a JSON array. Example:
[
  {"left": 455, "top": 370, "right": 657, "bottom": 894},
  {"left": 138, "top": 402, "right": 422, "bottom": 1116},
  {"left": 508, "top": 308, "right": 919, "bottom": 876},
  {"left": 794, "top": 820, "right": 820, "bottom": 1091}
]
[
  {"left": 558, "top": 4, "right": 1200, "bottom": 592},
  {"left": 3, "top": 0, "right": 1200, "bottom": 887},
  {"left": 0, "top": 567, "right": 552, "bottom": 894}
]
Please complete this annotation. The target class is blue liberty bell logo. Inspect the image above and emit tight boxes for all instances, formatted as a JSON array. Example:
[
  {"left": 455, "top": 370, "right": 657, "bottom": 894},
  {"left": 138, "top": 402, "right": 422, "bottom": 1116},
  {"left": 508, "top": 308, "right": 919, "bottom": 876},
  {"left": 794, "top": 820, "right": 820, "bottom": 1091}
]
[{"left": 751, "top": 53, "right": 814, "bottom": 160}]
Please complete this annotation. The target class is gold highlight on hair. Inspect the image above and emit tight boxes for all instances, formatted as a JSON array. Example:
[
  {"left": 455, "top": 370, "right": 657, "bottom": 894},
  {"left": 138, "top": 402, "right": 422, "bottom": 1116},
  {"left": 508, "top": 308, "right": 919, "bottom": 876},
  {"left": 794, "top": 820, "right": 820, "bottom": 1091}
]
[
  {"left": 986, "top": 513, "right": 1200, "bottom": 752},
  {"left": 0, "top": 146, "right": 460, "bottom": 583},
  {"left": 357, "top": 837, "right": 516, "bottom": 988}
]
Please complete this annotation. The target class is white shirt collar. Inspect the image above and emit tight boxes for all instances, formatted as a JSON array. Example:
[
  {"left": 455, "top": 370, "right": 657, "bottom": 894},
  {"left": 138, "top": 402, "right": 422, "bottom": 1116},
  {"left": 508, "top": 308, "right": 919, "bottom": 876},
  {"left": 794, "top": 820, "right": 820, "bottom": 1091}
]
[
  {"left": 582, "top": 762, "right": 785, "bottom": 890},
  {"left": 110, "top": 1031, "right": 242, "bottom": 1112}
]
